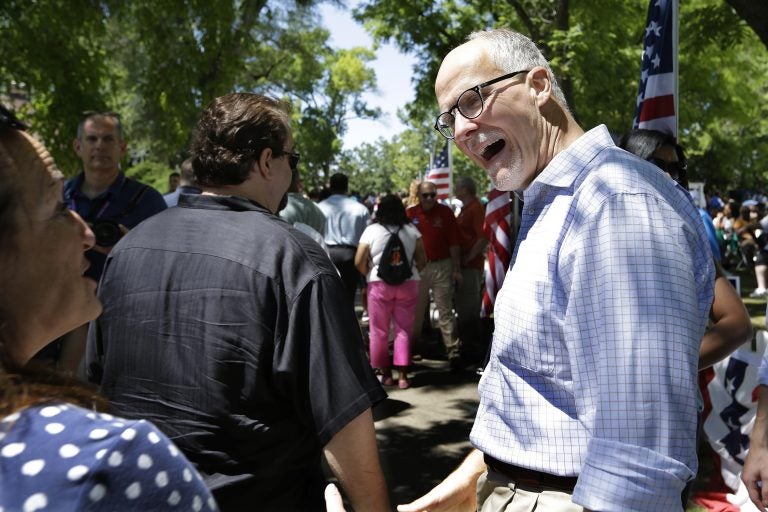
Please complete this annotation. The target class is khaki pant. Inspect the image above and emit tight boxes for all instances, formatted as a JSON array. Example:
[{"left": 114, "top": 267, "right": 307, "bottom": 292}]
[
  {"left": 411, "top": 258, "right": 459, "bottom": 359},
  {"left": 477, "top": 469, "right": 584, "bottom": 512}
]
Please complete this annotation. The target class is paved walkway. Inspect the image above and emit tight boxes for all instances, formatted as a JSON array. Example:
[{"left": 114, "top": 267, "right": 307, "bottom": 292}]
[{"left": 372, "top": 359, "right": 480, "bottom": 506}]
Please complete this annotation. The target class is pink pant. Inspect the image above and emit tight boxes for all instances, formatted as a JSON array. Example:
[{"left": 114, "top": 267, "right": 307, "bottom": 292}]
[{"left": 367, "top": 280, "right": 420, "bottom": 368}]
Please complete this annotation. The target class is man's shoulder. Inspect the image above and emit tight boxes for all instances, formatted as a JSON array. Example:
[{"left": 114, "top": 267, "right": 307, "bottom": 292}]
[
  {"left": 121, "top": 177, "right": 167, "bottom": 212},
  {"left": 63, "top": 173, "right": 84, "bottom": 197}
]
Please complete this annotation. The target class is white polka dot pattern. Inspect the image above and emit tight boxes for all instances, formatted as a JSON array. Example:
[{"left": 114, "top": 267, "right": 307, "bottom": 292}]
[
  {"left": 155, "top": 470, "right": 169, "bottom": 487},
  {"left": 22, "top": 492, "right": 46, "bottom": 512},
  {"left": 89, "top": 484, "right": 106, "bottom": 502},
  {"left": 66, "top": 465, "right": 88, "bottom": 481},
  {"left": 58, "top": 444, "right": 79, "bottom": 458},
  {"left": 2, "top": 443, "right": 25, "bottom": 457},
  {"left": 44, "top": 423, "right": 64, "bottom": 435},
  {"left": 125, "top": 482, "right": 141, "bottom": 499},
  {"left": 137, "top": 453, "right": 153, "bottom": 469},
  {"left": 0, "top": 404, "right": 218, "bottom": 510},
  {"left": 21, "top": 460, "right": 45, "bottom": 477},
  {"left": 39, "top": 407, "right": 61, "bottom": 418}
]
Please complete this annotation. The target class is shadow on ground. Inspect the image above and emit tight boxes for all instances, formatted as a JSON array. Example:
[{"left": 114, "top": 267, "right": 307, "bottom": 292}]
[{"left": 373, "top": 364, "right": 480, "bottom": 506}]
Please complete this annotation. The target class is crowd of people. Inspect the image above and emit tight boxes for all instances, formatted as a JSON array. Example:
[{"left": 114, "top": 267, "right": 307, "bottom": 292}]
[{"left": 2, "top": 26, "right": 768, "bottom": 512}]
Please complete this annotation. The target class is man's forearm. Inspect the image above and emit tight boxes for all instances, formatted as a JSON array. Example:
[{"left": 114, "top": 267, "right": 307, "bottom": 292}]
[{"left": 324, "top": 409, "right": 390, "bottom": 512}]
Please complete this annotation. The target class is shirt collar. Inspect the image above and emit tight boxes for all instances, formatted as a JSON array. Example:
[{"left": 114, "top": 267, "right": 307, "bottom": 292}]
[
  {"left": 179, "top": 193, "right": 271, "bottom": 213},
  {"left": 69, "top": 171, "right": 126, "bottom": 200},
  {"left": 528, "top": 125, "right": 615, "bottom": 192}
]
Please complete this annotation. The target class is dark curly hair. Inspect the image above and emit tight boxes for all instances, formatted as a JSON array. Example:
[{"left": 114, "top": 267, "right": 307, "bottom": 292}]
[
  {"left": 376, "top": 194, "right": 410, "bottom": 227},
  {"left": 190, "top": 93, "right": 291, "bottom": 187}
]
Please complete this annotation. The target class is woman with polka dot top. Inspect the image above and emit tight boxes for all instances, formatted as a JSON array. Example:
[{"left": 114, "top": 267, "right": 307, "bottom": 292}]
[{"left": 0, "top": 106, "right": 217, "bottom": 511}]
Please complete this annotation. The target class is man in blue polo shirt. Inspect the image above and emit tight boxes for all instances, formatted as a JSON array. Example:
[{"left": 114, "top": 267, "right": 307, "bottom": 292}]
[
  {"left": 52, "top": 112, "right": 165, "bottom": 372},
  {"left": 65, "top": 111, "right": 166, "bottom": 280}
]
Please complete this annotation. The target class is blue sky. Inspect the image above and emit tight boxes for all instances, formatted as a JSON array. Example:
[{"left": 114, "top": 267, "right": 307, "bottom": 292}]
[{"left": 319, "top": 3, "right": 417, "bottom": 150}]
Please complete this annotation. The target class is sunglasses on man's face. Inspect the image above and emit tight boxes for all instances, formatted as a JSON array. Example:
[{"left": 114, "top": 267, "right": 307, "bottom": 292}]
[{"left": 421, "top": 192, "right": 437, "bottom": 199}]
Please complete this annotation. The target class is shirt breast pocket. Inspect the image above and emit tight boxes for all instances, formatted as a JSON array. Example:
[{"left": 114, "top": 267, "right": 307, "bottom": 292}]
[{"left": 495, "top": 276, "right": 568, "bottom": 378}]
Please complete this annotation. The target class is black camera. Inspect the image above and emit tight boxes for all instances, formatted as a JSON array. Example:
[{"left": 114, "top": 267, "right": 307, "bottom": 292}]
[{"left": 92, "top": 219, "right": 123, "bottom": 247}]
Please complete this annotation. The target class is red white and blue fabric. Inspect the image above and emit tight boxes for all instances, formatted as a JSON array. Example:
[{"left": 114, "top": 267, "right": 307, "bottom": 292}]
[
  {"left": 693, "top": 338, "right": 766, "bottom": 512},
  {"left": 633, "top": 0, "right": 677, "bottom": 137},
  {"left": 426, "top": 143, "right": 451, "bottom": 200},
  {"left": 480, "top": 188, "right": 513, "bottom": 318}
]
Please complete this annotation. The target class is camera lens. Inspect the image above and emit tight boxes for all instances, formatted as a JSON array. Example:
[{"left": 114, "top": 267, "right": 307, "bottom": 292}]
[{"left": 92, "top": 220, "right": 122, "bottom": 247}]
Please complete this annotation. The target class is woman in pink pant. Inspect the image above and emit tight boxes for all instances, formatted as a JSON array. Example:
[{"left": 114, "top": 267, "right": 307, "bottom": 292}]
[{"left": 355, "top": 194, "right": 426, "bottom": 389}]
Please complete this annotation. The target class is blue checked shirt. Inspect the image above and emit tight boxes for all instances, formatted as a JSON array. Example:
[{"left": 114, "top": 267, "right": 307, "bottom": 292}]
[{"left": 471, "top": 126, "right": 715, "bottom": 511}]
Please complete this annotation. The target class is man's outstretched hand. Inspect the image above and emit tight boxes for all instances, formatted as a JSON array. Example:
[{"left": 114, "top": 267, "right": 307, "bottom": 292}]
[{"left": 397, "top": 449, "right": 485, "bottom": 512}]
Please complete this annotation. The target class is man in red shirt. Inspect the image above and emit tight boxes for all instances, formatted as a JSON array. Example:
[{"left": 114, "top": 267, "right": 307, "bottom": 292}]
[
  {"left": 407, "top": 181, "right": 462, "bottom": 368},
  {"left": 455, "top": 176, "right": 489, "bottom": 365}
]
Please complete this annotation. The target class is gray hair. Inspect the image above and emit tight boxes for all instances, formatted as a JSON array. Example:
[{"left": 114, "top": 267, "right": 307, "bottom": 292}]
[
  {"left": 77, "top": 112, "right": 124, "bottom": 140},
  {"left": 467, "top": 29, "right": 569, "bottom": 111}
]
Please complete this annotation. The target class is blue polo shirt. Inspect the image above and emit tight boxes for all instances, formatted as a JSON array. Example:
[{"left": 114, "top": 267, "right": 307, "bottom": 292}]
[{"left": 64, "top": 171, "right": 166, "bottom": 280}]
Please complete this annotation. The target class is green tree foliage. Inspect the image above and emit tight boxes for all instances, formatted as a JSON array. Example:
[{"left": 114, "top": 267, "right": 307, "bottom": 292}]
[
  {"left": 0, "top": 0, "right": 113, "bottom": 173},
  {"left": 0, "top": 0, "right": 378, "bottom": 188},
  {"left": 354, "top": 0, "right": 768, "bottom": 194},
  {"left": 125, "top": 160, "right": 176, "bottom": 195}
]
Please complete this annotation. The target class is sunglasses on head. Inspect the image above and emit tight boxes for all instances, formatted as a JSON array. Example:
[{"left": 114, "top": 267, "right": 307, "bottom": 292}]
[
  {"left": 0, "top": 105, "right": 28, "bottom": 132},
  {"left": 421, "top": 192, "right": 437, "bottom": 199}
]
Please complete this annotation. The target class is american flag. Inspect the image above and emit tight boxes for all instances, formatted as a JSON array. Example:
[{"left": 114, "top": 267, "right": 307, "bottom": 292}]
[
  {"left": 426, "top": 142, "right": 451, "bottom": 200},
  {"left": 481, "top": 188, "right": 513, "bottom": 318},
  {"left": 692, "top": 340, "right": 764, "bottom": 511},
  {"left": 632, "top": 0, "right": 678, "bottom": 137}
]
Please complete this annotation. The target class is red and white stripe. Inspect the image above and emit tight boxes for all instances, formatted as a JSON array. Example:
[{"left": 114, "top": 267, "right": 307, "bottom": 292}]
[{"left": 481, "top": 188, "right": 513, "bottom": 318}]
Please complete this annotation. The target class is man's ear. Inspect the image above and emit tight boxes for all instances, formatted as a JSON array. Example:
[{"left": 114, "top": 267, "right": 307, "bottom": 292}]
[
  {"left": 118, "top": 138, "right": 128, "bottom": 158},
  {"left": 255, "top": 146, "right": 273, "bottom": 178},
  {"left": 528, "top": 66, "right": 552, "bottom": 108},
  {"left": 73, "top": 138, "right": 82, "bottom": 156}
]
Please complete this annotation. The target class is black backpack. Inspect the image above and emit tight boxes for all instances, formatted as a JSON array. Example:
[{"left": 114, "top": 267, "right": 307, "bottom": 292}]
[{"left": 377, "top": 226, "right": 413, "bottom": 285}]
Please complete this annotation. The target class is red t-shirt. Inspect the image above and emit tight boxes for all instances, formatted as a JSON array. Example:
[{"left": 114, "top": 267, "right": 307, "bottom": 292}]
[
  {"left": 457, "top": 197, "right": 488, "bottom": 269},
  {"left": 407, "top": 202, "right": 460, "bottom": 261}
]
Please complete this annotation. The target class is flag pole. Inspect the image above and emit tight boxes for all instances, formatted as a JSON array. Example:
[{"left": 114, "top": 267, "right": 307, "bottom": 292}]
[{"left": 672, "top": 0, "right": 679, "bottom": 139}]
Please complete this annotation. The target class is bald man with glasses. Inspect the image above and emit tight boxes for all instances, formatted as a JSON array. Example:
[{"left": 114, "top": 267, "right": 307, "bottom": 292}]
[
  {"left": 398, "top": 28, "right": 714, "bottom": 512},
  {"left": 406, "top": 180, "right": 462, "bottom": 369}
]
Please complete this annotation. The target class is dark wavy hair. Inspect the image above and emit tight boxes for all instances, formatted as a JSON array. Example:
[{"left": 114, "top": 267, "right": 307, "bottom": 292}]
[
  {"left": 376, "top": 194, "right": 410, "bottom": 227},
  {"left": 190, "top": 93, "right": 290, "bottom": 187}
]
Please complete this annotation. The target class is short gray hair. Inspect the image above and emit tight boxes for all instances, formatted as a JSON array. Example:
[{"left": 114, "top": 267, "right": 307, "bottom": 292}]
[
  {"left": 467, "top": 29, "right": 569, "bottom": 111},
  {"left": 77, "top": 111, "right": 124, "bottom": 140}
]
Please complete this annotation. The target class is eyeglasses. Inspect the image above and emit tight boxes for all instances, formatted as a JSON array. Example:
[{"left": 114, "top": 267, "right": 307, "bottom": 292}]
[
  {"left": 275, "top": 149, "right": 300, "bottom": 171},
  {"left": 421, "top": 192, "right": 437, "bottom": 199},
  {"left": 434, "top": 70, "right": 530, "bottom": 140}
]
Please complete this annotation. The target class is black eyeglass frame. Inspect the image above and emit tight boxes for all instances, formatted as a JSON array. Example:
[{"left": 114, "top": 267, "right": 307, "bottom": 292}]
[
  {"left": 275, "top": 149, "right": 300, "bottom": 171},
  {"left": 434, "top": 69, "right": 530, "bottom": 140},
  {"left": 420, "top": 192, "right": 437, "bottom": 199}
]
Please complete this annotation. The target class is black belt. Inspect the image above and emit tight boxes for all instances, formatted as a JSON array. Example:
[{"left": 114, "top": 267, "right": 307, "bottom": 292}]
[
  {"left": 426, "top": 257, "right": 449, "bottom": 263},
  {"left": 328, "top": 244, "right": 357, "bottom": 250},
  {"left": 484, "top": 454, "right": 578, "bottom": 493}
]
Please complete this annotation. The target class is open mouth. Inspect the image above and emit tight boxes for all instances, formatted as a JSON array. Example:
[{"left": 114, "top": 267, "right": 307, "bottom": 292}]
[{"left": 481, "top": 139, "right": 505, "bottom": 161}]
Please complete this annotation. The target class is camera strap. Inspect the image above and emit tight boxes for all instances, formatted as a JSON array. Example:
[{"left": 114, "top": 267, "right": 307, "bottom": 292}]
[
  {"left": 112, "top": 179, "right": 150, "bottom": 220},
  {"left": 79, "top": 178, "right": 150, "bottom": 223}
]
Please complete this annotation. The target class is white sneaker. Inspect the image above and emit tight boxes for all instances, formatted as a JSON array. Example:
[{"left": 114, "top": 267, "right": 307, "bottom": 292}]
[{"left": 749, "top": 288, "right": 767, "bottom": 298}]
